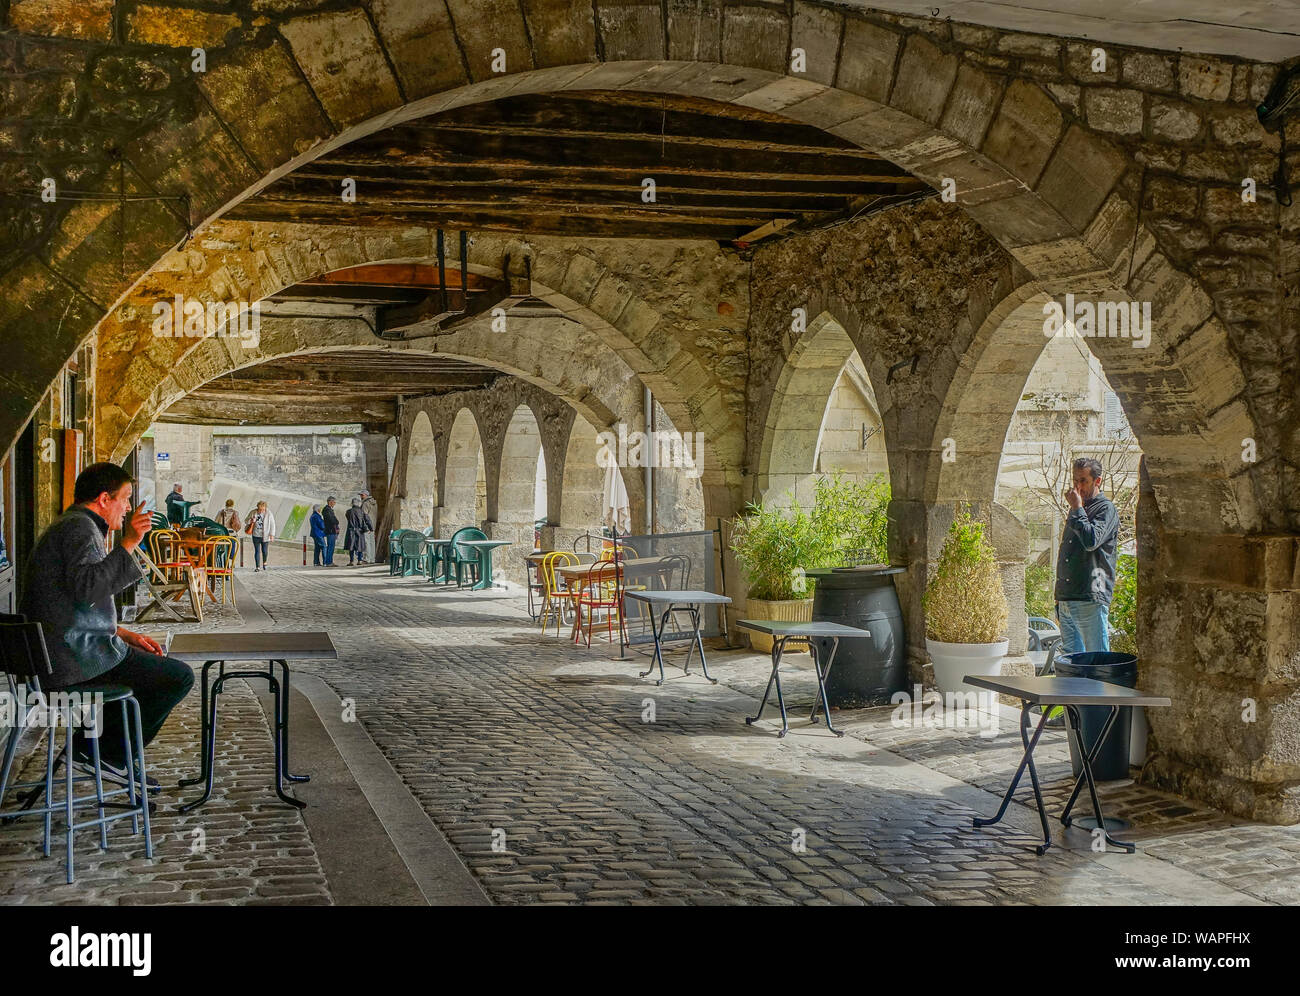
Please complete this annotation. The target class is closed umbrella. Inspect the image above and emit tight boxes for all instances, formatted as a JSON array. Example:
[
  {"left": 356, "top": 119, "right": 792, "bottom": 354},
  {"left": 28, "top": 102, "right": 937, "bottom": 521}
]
[{"left": 602, "top": 461, "right": 631, "bottom": 534}]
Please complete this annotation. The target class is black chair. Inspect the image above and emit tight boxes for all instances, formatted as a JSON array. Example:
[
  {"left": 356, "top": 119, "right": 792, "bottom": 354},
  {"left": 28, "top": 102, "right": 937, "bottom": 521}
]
[{"left": 0, "top": 620, "right": 153, "bottom": 883}]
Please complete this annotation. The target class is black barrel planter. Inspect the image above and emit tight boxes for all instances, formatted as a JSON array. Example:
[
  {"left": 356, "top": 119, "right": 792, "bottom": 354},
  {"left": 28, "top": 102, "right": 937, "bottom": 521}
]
[{"left": 805, "top": 565, "right": 908, "bottom": 708}]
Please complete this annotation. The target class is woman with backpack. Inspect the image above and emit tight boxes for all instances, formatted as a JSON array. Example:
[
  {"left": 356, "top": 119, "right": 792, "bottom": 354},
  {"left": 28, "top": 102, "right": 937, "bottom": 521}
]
[{"left": 215, "top": 498, "right": 242, "bottom": 534}]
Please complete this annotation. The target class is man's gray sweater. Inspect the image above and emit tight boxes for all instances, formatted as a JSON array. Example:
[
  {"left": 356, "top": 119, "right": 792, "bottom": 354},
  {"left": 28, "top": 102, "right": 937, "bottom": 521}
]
[{"left": 19, "top": 506, "right": 142, "bottom": 688}]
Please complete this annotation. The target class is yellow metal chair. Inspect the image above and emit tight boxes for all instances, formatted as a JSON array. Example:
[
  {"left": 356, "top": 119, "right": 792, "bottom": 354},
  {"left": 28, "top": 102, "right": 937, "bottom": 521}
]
[
  {"left": 204, "top": 535, "right": 238, "bottom": 607},
  {"left": 539, "top": 552, "right": 579, "bottom": 637}
]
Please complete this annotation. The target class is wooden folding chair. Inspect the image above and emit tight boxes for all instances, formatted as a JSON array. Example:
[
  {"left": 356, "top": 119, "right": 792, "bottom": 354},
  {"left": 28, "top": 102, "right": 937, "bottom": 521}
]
[{"left": 132, "top": 548, "right": 203, "bottom": 623}]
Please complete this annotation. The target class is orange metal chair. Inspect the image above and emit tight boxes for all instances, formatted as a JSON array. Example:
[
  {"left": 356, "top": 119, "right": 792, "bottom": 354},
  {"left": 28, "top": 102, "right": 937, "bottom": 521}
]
[{"left": 574, "top": 561, "right": 624, "bottom": 648}]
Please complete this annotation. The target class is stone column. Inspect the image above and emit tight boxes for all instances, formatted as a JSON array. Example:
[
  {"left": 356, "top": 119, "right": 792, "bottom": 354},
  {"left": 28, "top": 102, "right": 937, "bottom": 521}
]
[{"left": 1137, "top": 469, "right": 1300, "bottom": 824}]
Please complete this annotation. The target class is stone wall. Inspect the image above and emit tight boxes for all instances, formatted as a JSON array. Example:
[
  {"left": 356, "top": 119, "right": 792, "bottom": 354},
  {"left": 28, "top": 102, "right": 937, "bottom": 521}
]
[{"left": 212, "top": 430, "right": 368, "bottom": 507}]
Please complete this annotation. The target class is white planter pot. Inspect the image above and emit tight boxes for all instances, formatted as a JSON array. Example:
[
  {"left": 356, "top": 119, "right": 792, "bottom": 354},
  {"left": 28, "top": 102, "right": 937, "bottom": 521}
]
[{"left": 925, "top": 638, "right": 1009, "bottom": 695}]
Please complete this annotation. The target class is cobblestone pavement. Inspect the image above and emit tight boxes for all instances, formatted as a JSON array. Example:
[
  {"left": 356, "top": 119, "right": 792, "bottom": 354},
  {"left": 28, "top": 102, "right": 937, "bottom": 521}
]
[
  {"left": 232, "top": 566, "right": 1296, "bottom": 905},
  {"left": 0, "top": 591, "right": 332, "bottom": 905},
  {"left": 5, "top": 563, "right": 1296, "bottom": 905}
]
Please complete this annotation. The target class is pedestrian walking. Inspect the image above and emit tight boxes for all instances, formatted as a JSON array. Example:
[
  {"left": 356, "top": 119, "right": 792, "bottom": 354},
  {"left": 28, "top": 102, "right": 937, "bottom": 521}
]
[
  {"left": 344, "top": 497, "right": 372, "bottom": 567},
  {"left": 215, "top": 498, "right": 242, "bottom": 534},
  {"left": 322, "top": 496, "right": 340, "bottom": 566},
  {"left": 310, "top": 504, "right": 326, "bottom": 566},
  {"left": 244, "top": 500, "right": 276, "bottom": 572}
]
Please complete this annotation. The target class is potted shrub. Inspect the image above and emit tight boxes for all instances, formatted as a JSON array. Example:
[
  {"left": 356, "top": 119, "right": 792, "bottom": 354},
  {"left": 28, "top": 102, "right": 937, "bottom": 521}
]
[
  {"left": 923, "top": 509, "right": 1009, "bottom": 694},
  {"left": 729, "top": 498, "right": 818, "bottom": 653}
]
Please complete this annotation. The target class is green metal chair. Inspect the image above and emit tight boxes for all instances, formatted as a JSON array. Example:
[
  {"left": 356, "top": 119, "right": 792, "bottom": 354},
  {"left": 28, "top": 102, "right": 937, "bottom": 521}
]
[
  {"left": 149, "top": 511, "right": 169, "bottom": 531},
  {"left": 448, "top": 527, "right": 487, "bottom": 588},
  {"left": 400, "top": 532, "right": 427, "bottom": 576},
  {"left": 185, "top": 515, "right": 229, "bottom": 536},
  {"left": 389, "top": 530, "right": 408, "bottom": 575}
]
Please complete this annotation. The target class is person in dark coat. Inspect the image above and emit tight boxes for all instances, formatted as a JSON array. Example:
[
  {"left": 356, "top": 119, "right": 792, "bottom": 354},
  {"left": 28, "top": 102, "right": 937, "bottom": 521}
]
[
  {"left": 321, "top": 497, "right": 340, "bottom": 567},
  {"left": 164, "top": 483, "right": 187, "bottom": 526},
  {"left": 19, "top": 462, "right": 193, "bottom": 774},
  {"left": 309, "top": 505, "right": 326, "bottom": 566},
  {"left": 344, "top": 497, "right": 373, "bottom": 567}
]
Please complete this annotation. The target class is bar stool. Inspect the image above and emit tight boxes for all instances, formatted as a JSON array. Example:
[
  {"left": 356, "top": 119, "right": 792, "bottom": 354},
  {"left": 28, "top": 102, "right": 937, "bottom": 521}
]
[{"left": 0, "top": 620, "right": 153, "bottom": 883}]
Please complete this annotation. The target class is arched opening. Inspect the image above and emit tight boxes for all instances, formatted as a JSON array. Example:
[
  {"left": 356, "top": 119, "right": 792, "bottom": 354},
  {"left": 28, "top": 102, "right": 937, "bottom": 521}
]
[
  {"left": 403, "top": 411, "right": 437, "bottom": 530},
  {"left": 757, "top": 315, "right": 889, "bottom": 508},
  {"left": 444, "top": 408, "right": 486, "bottom": 531}
]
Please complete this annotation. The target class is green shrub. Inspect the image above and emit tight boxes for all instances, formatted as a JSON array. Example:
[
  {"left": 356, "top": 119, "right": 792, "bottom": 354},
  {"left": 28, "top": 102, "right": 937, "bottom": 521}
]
[
  {"left": 1024, "top": 562, "right": 1054, "bottom": 620},
  {"left": 1109, "top": 553, "right": 1137, "bottom": 654},
  {"left": 730, "top": 473, "right": 891, "bottom": 601},
  {"left": 924, "top": 509, "right": 1008, "bottom": 644}
]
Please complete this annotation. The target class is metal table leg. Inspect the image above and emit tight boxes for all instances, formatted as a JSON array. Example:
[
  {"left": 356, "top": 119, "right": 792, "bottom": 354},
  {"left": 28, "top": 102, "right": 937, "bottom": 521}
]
[
  {"left": 638, "top": 607, "right": 671, "bottom": 685},
  {"left": 973, "top": 702, "right": 1054, "bottom": 854},
  {"left": 1060, "top": 705, "right": 1134, "bottom": 853},
  {"left": 680, "top": 606, "right": 716, "bottom": 684},
  {"left": 745, "top": 637, "right": 791, "bottom": 737},
  {"left": 806, "top": 637, "right": 844, "bottom": 736},
  {"left": 179, "top": 660, "right": 219, "bottom": 789},
  {"left": 273, "top": 659, "right": 309, "bottom": 783}
]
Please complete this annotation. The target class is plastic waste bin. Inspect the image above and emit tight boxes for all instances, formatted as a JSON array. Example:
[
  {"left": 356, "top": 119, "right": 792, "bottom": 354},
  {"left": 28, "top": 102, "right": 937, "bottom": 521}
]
[{"left": 1053, "top": 651, "right": 1138, "bottom": 781}]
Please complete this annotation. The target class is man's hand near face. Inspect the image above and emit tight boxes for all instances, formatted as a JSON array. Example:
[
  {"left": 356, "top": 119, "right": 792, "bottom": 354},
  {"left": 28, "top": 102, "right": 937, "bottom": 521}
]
[
  {"left": 121, "top": 501, "right": 152, "bottom": 552},
  {"left": 1065, "top": 487, "right": 1083, "bottom": 510},
  {"left": 117, "top": 627, "right": 164, "bottom": 655}
]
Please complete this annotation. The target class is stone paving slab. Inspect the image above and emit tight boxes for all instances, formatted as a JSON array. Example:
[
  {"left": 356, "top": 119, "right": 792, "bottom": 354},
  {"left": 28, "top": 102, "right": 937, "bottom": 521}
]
[{"left": 224, "top": 565, "right": 1287, "bottom": 905}]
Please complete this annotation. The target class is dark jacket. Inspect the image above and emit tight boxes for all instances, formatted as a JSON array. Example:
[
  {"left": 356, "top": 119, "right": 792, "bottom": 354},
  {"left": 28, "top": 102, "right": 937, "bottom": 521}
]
[
  {"left": 310, "top": 512, "right": 326, "bottom": 543},
  {"left": 19, "top": 506, "right": 143, "bottom": 688},
  {"left": 343, "top": 507, "right": 373, "bottom": 551},
  {"left": 1054, "top": 493, "right": 1120, "bottom": 605},
  {"left": 164, "top": 490, "right": 186, "bottom": 525},
  {"left": 322, "top": 505, "right": 340, "bottom": 535}
]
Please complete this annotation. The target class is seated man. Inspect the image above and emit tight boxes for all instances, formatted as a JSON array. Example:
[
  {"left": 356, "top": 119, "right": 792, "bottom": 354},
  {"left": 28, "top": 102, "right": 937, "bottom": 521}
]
[{"left": 20, "top": 462, "right": 194, "bottom": 781}]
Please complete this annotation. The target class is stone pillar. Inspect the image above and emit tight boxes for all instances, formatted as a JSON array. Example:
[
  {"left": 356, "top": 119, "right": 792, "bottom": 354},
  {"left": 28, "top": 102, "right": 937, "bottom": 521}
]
[
  {"left": 483, "top": 520, "right": 533, "bottom": 585},
  {"left": 1137, "top": 471, "right": 1300, "bottom": 824},
  {"left": 360, "top": 430, "right": 391, "bottom": 527}
]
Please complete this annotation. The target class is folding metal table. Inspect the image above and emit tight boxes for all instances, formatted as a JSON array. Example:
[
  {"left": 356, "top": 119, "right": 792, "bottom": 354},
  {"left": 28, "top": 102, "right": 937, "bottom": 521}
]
[
  {"left": 965, "top": 674, "right": 1171, "bottom": 855},
  {"left": 169, "top": 632, "right": 338, "bottom": 811},
  {"left": 624, "top": 589, "right": 731, "bottom": 685},
  {"left": 737, "top": 619, "right": 870, "bottom": 738}
]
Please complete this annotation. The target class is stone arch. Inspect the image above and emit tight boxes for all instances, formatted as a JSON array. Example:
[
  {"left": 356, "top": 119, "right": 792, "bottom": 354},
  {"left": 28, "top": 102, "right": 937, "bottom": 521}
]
[
  {"left": 929, "top": 281, "right": 1256, "bottom": 534},
  {"left": 403, "top": 410, "right": 437, "bottom": 529},
  {"left": 754, "top": 311, "right": 888, "bottom": 506},
  {"left": 95, "top": 223, "right": 737, "bottom": 514},
  {"left": 443, "top": 408, "right": 486, "bottom": 530},
  {"left": 499, "top": 405, "right": 542, "bottom": 528},
  {"left": 55, "top": 40, "right": 1259, "bottom": 525},
  {"left": 558, "top": 415, "right": 612, "bottom": 538}
]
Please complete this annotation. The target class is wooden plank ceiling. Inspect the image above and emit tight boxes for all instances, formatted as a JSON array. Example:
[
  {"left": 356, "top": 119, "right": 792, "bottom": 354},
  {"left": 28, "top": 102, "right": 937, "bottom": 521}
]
[
  {"left": 159, "top": 351, "right": 499, "bottom": 426},
  {"left": 228, "top": 91, "right": 929, "bottom": 243}
]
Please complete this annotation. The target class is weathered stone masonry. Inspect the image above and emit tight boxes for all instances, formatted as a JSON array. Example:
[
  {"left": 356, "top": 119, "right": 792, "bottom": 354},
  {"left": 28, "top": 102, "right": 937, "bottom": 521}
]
[{"left": 2, "top": 2, "right": 1298, "bottom": 821}]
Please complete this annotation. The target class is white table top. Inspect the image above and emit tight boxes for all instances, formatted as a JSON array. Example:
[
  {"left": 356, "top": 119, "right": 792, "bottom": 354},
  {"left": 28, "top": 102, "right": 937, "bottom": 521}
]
[{"left": 168, "top": 631, "right": 338, "bottom": 662}]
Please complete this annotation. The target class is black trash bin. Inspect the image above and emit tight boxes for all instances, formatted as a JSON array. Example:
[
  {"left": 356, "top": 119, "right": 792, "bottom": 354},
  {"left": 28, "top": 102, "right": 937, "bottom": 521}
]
[{"left": 1053, "top": 651, "right": 1138, "bottom": 781}]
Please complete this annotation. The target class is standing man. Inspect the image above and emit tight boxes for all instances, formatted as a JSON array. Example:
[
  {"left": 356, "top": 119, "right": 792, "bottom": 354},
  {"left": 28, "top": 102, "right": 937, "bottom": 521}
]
[
  {"left": 322, "top": 497, "right": 340, "bottom": 567},
  {"left": 1054, "top": 457, "right": 1120, "bottom": 654},
  {"left": 164, "top": 483, "right": 187, "bottom": 526},
  {"left": 359, "top": 490, "right": 378, "bottom": 563},
  {"left": 309, "top": 505, "right": 326, "bottom": 566},
  {"left": 20, "top": 462, "right": 194, "bottom": 780}
]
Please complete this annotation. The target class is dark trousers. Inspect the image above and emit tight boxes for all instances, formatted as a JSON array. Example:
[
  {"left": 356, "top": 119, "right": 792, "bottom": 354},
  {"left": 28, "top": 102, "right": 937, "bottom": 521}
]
[
  {"left": 313, "top": 539, "right": 324, "bottom": 565},
  {"left": 252, "top": 537, "right": 269, "bottom": 568},
  {"left": 324, "top": 533, "right": 337, "bottom": 565},
  {"left": 68, "top": 649, "right": 194, "bottom": 769}
]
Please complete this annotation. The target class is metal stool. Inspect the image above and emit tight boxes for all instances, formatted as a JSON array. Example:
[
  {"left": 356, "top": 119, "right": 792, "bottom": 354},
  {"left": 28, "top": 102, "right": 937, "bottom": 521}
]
[{"left": 0, "top": 621, "right": 153, "bottom": 883}]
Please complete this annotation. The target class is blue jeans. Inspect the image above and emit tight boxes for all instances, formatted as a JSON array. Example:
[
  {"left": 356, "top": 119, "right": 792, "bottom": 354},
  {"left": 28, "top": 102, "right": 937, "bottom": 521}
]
[
  {"left": 313, "top": 539, "right": 324, "bottom": 565},
  {"left": 252, "top": 537, "right": 269, "bottom": 569},
  {"left": 1056, "top": 600, "right": 1110, "bottom": 655},
  {"left": 324, "top": 534, "right": 337, "bottom": 565}
]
